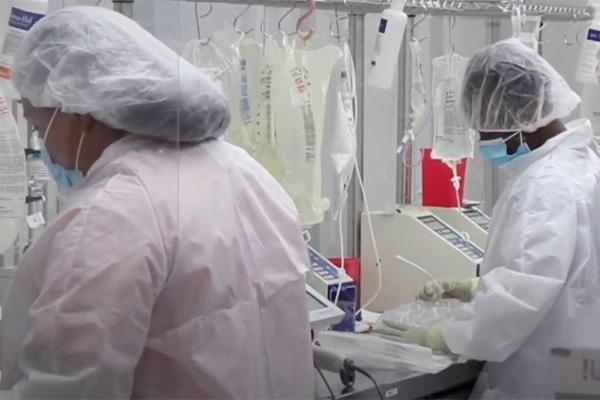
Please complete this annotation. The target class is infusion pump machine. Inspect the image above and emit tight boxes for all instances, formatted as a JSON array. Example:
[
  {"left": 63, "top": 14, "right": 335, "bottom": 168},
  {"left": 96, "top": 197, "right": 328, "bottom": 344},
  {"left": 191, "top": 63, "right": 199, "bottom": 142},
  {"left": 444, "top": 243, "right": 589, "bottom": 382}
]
[
  {"left": 306, "top": 285, "right": 345, "bottom": 331},
  {"left": 428, "top": 206, "right": 490, "bottom": 249},
  {"left": 361, "top": 206, "right": 484, "bottom": 311}
]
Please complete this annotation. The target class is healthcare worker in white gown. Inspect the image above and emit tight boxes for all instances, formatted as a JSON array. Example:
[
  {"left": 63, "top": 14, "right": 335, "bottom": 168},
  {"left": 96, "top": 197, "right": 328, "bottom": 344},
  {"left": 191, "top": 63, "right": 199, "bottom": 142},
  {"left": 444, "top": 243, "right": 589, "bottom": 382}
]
[
  {"left": 394, "top": 39, "right": 600, "bottom": 399},
  {"left": 0, "top": 6, "right": 313, "bottom": 399}
]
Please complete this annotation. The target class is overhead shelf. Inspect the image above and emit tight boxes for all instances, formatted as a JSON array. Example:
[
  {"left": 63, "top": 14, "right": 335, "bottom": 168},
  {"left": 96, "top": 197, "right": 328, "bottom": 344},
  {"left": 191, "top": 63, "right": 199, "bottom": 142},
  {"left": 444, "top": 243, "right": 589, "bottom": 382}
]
[
  {"left": 404, "top": 0, "right": 593, "bottom": 20},
  {"left": 112, "top": 0, "right": 593, "bottom": 19},
  {"left": 111, "top": 0, "right": 390, "bottom": 14}
]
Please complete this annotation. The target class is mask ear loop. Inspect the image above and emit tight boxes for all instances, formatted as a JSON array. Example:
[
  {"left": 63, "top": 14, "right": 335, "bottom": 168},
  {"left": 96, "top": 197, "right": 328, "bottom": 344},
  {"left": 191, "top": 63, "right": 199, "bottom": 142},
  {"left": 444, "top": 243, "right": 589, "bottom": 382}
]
[
  {"left": 74, "top": 130, "right": 86, "bottom": 173},
  {"left": 501, "top": 130, "right": 521, "bottom": 143},
  {"left": 42, "top": 107, "right": 61, "bottom": 142},
  {"left": 518, "top": 131, "right": 525, "bottom": 146}
]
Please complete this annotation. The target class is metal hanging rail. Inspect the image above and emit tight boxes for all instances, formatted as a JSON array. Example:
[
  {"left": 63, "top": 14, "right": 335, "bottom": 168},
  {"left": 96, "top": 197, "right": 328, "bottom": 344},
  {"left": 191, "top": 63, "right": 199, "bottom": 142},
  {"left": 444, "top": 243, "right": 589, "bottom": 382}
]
[
  {"left": 404, "top": 0, "right": 594, "bottom": 20},
  {"left": 113, "top": 0, "right": 390, "bottom": 14}
]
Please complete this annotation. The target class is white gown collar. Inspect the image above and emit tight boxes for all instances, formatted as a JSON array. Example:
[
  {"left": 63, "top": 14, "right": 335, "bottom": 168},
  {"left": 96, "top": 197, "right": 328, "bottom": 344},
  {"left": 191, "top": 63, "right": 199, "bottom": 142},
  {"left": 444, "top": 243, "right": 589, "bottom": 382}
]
[{"left": 499, "top": 118, "right": 593, "bottom": 177}]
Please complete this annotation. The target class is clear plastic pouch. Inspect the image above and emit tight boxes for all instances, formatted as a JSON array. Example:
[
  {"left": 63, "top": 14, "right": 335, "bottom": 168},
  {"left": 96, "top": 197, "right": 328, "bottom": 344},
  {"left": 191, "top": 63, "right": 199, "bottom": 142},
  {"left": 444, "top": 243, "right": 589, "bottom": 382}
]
[
  {"left": 315, "top": 329, "right": 462, "bottom": 374},
  {"left": 272, "top": 35, "right": 343, "bottom": 226},
  {"left": 431, "top": 53, "right": 474, "bottom": 161}
]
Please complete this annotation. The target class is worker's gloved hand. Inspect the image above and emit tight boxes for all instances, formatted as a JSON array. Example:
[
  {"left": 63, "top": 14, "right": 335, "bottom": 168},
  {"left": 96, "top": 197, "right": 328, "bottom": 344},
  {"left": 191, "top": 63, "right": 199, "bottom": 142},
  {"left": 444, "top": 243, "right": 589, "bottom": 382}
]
[
  {"left": 417, "top": 278, "right": 479, "bottom": 302},
  {"left": 375, "top": 321, "right": 449, "bottom": 352}
]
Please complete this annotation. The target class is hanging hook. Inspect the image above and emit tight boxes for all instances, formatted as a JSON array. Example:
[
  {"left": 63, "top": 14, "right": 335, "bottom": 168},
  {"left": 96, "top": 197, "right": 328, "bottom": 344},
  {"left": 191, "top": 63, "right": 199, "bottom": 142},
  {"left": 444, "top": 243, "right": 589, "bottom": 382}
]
[
  {"left": 260, "top": 20, "right": 268, "bottom": 38},
  {"left": 296, "top": 0, "right": 316, "bottom": 41},
  {"left": 331, "top": 4, "right": 341, "bottom": 43},
  {"left": 497, "top": 2, "right": 511, "bottom": 13},
  {"left": 564, "top": 20, "right": 585, "bottom": 46},
  {"left": 278, "top": 2, "right": 298, "bottom": 35},
  {"left": 449, "top": 14, "right": 456, "bottom": 55},
  {"left": 329, "top": 4, "right": 349, "bottom": 43},
  {"left": 234, "top": 4, "right": 254, "bottom": 35},
  {"left": 194, "top": 2, "right": 213, "bottom": 45},
  {"left": 410, "top": 15, "right": 428, "bottom": 41}
]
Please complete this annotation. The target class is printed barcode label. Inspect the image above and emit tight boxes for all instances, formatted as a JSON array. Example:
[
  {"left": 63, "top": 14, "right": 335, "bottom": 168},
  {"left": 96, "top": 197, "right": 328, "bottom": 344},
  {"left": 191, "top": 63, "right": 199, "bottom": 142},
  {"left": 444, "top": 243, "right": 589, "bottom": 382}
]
[
  {"left": 302, "top": 105, "right": 316, "bottom": 162},
  {"left": 239, "top": 59, "right": 252, "bottom": 124}
]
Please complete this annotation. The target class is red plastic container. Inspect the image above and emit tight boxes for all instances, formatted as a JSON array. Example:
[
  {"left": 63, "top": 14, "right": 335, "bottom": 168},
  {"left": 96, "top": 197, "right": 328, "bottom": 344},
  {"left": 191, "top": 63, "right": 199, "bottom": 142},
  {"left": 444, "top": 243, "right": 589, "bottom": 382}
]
[
  {"left": 329, "top": 258, "right": 361, "bottom": 286},
  {"left": 421, "top": 148, "right": 468, "bottom": 208}
]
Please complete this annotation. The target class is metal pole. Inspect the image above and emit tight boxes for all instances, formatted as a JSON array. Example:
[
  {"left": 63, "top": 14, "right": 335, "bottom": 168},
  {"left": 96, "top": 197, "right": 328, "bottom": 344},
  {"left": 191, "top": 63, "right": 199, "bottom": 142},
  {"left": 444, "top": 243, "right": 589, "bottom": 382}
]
[
  {"left": 113, "top": 0, "right": 134, "bottom": 18},
  {"left": 483, "top": 18, "right": 501, "bottom": 215},
  {"left": 348, "top": 13, "right": 365, "bottom": 257},
  {"left": 397, "top": 19, "right": 411, "bottom": 205}
]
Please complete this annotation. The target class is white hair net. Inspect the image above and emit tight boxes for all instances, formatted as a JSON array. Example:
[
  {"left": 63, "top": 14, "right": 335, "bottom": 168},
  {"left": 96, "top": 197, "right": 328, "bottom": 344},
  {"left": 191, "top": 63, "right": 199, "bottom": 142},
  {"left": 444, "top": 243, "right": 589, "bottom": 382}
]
[
  {"left": 460, "top": 38, "right": 580, "bottom": 133},
  {"left": 13, "top": 6, "right": 230, "bottom": 143}
]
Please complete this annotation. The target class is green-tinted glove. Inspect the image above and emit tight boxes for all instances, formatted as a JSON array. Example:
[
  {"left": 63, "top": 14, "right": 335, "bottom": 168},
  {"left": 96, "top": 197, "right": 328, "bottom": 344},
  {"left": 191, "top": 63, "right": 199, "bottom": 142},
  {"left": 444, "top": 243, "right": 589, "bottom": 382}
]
[{"left": 417, "top": 278, "right": 479, "bottom": 302}]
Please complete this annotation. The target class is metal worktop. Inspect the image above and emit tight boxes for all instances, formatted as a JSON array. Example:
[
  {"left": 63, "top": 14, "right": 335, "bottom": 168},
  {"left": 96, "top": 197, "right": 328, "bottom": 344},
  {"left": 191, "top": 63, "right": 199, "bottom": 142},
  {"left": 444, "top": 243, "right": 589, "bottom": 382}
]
[{"left": 316, "top": 360, "right": 483, "bottom": 399}]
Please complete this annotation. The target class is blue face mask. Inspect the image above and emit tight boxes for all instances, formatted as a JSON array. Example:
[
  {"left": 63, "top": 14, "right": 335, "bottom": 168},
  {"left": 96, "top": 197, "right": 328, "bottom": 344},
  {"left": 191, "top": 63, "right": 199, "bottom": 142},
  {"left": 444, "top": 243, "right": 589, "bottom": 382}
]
[
  {"left": 479, "top": 131, "right": 531, "bottom": 167},
  {"left": 40, "top": 146, "right": 83, "bottom": 189},
  {"left": 39, "top": 107, "right": 85, "bottom": 189}
]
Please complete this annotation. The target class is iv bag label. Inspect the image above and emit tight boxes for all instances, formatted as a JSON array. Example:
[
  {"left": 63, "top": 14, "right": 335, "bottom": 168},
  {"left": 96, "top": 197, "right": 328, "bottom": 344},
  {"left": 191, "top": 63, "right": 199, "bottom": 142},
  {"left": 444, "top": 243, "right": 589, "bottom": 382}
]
[
  {"left": 8, "top": 7, "right": 44, "bottom": 31},
  {"left": 588, "top": 29, "right": 600, "bottom": 42},
  {"left": 378, "top": 18, "right": 388, "bottom": 33},
  {"left": 290, "top": 67, "right": 317, "bottom": 162}
]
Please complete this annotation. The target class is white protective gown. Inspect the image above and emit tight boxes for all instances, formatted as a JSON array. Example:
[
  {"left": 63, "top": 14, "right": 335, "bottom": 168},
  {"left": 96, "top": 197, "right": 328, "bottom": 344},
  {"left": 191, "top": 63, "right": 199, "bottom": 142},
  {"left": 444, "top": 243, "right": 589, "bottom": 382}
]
[
  {"left": 443, "top": 119, "right": 600, "bottom": 399},
  {"left": 0, "top": 136, "right": 314, "bottom": 399}
]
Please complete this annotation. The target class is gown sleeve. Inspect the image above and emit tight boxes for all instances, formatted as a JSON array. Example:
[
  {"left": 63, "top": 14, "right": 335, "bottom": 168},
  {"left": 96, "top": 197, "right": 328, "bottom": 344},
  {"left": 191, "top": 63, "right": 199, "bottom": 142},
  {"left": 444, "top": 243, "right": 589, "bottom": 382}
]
[{"left": 1, "top": 174, "right": 168, "bottom": 399}]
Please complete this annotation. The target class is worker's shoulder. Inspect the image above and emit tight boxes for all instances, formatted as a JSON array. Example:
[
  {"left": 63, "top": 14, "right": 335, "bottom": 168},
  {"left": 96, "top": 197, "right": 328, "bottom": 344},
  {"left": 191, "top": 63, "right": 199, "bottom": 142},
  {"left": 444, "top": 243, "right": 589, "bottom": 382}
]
[
  {"left": 89, "top": 138, "right": 296, "bottom": 215},
  {"left": 515, "top": 148, "right": 600, "bottom": 204}
]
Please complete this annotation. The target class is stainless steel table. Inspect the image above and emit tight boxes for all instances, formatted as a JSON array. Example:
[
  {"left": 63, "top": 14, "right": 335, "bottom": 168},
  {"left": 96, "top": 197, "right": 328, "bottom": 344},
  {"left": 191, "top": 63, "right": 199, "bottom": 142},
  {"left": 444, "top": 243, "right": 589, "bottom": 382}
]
[{"left": 316, "top": 360, "right": 483, "bottom": 399}]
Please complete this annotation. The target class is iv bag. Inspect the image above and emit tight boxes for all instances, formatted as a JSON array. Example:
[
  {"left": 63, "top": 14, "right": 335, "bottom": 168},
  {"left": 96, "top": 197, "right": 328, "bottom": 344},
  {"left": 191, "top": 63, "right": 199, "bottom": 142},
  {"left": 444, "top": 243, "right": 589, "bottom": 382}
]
[
  {"left": 576, "top": 19, "right": 600, "bottom": 85},
  {"left": 249, "top": 36, "right": 285, "bottom": 180},
  {"left": 0, "top": 95, "right": 26, "bottom": 254},
  {"left": 212, "top": 28, "right": 252, "bottom": 150},
  {"left": 182, "top": 39, "right": 245, "bottom": 142},
  {"left": 431, "top": 53, "right": 474, "bottom": 161},
  {"left": 322, "top": 43, "right": 357, "bottom": 222},
  {"left": 409, "top": 38, "right": 427, "bottom": 136},
  {"left": 519, "top": 15, "right": 542, "bottom": 53},
  {"left": 273, "top": 35, "right": 343, "bottom": 227},
  {"left": 181, "top": 39, "right": 232, "bottom": 88}
]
